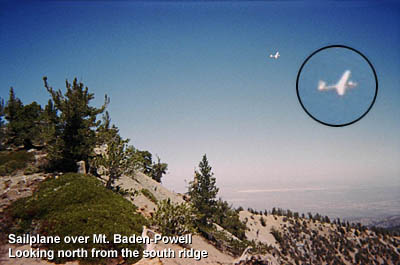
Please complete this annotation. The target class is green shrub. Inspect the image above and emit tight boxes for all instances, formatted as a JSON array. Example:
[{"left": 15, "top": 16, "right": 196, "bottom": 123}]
[
  {"left": 0, "top": 165, "right": 7, "bottom": 176},
  {"left": 260, "top": 217, "right": 266, "bottom": 227},
  {"left": 24, "top": 165, "right": 39, "bottom": 175},
  {"left": 0, "top": 150, "right": 34, "bottom": 175},
  {"left": 9, "top": 173, "right": 147, "bottom": 264},
  {"left": 271, "top": 227, "right": 283, "bottom": 245},
  {"left": 197, "top": 223, "right": 248, "bottom": 256},
  {"left": 141, "top": 188, "right": 157, "bottom": 204},
  {"left": 213, "top": 199, "right": 247, "bottom": 240},
  {"left": 152, "top": 199, "right": 196, "bottom": 236}
]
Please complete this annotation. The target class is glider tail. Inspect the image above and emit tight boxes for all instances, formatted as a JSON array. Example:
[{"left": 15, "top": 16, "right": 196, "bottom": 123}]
[
  {"left": 348, "top": 81, "right": 357, "bottom": 88},
  {"left": 318, "top": 80, "right": 327, "bottom": 90}
]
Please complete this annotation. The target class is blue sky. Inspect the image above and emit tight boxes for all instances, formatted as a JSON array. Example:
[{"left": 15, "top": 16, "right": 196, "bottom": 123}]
[{"left": 1, "top": 1, "right": 399, "bottom": 206}]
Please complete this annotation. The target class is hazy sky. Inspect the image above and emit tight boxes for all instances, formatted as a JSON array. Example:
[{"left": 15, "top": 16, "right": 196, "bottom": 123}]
[{"left": 1, "top": 1, "right": 399, "bottom": 201}]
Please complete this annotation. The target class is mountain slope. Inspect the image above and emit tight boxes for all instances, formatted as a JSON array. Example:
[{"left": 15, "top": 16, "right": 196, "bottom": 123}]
[{"left": 2, "top": 170, "right": 399, "bottom": 265}]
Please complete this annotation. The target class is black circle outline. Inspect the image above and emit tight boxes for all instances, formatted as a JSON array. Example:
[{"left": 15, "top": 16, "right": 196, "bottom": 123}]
[{"left": 296, "top": 45, "right": 378, "bottom": 127}]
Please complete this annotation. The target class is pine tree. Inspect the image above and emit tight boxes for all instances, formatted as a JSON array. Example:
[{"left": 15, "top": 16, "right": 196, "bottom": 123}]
[
  {"left": 0, "top": 97, "right": 4, "bottom": 150},
  {"left": 188, "top": 154, "right": 219, "bottom": 225},
  {"left": 4, "top": 88, "right": 42, "bottom": 148},
  {"left": 0, "top": 97, "right": 4, "bottom": 124},
  {"left": 4, "top": 87, "right": 24, "bottom": 147},
  {"left": 4, "top": 88, "right": 22, "bottom": 122},
  {"left": 20, "top": 102, "right": 42, "bottom": 148},
  {"left": 90, "top": 111, "right": 136, "bottom": 189},
  {"left": 43, "top": 77, "right": 108, "bottom": 171},
  {"left": 39, "top": 99, "right": 59, "bottom": 147},
  {"left": 133, "top": 150, "right": 153, "bottom": 175},
  {"left": 151, "top": 156, "right": 168, "bottom": 183}
]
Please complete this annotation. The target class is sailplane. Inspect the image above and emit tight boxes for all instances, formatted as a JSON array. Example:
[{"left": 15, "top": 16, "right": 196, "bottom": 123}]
[
  {"left": 269, "top": 51, "right": 280, "bottom": 59},
  {"left": 318, "top": 70, "right": 357, "bottom": 96}
]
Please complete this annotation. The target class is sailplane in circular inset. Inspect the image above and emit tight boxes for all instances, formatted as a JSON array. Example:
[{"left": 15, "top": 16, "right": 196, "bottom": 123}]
[{"left": 318, "top": 70, "right": 358, "bottom": 96}]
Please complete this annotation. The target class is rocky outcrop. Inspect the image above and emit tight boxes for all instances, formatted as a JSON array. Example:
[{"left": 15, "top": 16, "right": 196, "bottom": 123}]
[{"left": 0, "top": 173, "right": 48, "bottom": 213}]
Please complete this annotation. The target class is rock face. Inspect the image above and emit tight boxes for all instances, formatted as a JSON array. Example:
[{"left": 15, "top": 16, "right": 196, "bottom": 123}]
[
  {"left": 0, "top": 173, "right": 47, "bottom": 214},
  {"left": 0, "top": 172, "right": 51, "bottom": 265},
  {"left": 115, "top": 173, "right": 186, "bottom": 216},
  {"left": 0, "top": 173, "right": 48, "bottom": 238}
]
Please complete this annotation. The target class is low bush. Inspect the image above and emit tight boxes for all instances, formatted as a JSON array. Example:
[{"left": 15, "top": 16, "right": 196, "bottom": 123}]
[
  {"left": 197, "top": 223, "right": 248, "bottom": 256},
  {"left": 0, "top": 150, "right": 34, "bottom": 175},
  {"left": 23, "top": 164, "right": 39, "bottom": 175},
  {"left": 141, "top": 188, "right": 157, "bottom": 204},
  {"left": 152, "top": 199, "right": 196, "bottom": 236},
  {"left": 213, "top": 199, "right": 247, "bottom": 240},
  {"left": 271, "top": 227, "right": 283, "bottom": 245},
  {"left": 260, "top": 217, "right": 266, "bottom": 227}
]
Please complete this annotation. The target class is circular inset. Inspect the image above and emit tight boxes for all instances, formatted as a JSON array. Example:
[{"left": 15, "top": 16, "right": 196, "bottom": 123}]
[{"left": 296, "top": 45, "right": 378, "bottom": 127}]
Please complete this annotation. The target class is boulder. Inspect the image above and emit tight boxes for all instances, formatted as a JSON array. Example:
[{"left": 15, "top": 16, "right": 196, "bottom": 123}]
[{"left": 76, "top": 161, "right": 86, "bottom": 174}]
